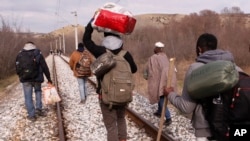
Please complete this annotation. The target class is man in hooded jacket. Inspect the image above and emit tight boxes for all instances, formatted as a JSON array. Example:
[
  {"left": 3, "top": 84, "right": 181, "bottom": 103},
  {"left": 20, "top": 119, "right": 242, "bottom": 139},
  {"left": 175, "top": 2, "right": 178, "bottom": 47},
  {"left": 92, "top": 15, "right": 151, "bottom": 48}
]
[
  {"left": 163, "top": 33, "right": 243, "bottom": 141},
  {"left": 83, "top": 18, "right": 137, "bottom": 141},
  {"left": 16, "top": 41, "right": 52, "bottom": 122}
]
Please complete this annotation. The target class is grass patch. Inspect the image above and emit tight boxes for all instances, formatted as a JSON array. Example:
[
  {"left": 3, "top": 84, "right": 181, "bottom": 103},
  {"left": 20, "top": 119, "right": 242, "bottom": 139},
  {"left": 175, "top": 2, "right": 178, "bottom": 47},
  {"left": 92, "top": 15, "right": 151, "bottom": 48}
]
[{"left": 0, "top": 75, "right": 19, "bottom": 92}]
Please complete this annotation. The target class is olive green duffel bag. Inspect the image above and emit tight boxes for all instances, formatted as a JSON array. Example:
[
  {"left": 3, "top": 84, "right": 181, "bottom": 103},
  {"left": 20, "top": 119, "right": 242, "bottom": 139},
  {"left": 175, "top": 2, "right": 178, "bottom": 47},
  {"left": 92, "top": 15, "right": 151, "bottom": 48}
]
[{"left": 187, "top": 60, "right": 239, "bottom": 99}]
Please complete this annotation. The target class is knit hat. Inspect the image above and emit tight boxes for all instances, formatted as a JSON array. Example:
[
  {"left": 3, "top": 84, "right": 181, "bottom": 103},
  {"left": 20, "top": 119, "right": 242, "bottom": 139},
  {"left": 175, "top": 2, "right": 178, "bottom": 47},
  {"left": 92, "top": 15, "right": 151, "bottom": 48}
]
[
  {"left": 23, "top": 42, "right": 36, "bottom": 50},
  {"left": 102, "top": 36, "right": 123, "bottom": 50},
  {"left": 155, "top": 42, "right": 164, "bottom": 48}
]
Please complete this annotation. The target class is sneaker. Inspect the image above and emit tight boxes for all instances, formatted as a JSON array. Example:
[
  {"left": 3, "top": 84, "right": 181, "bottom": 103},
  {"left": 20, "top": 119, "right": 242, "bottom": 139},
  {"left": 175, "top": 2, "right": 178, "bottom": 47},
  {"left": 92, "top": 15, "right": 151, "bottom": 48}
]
[
  {"left": 27, "top": 116, "right": 36, "bottom": 122},
  {"left": 36, "top": 109, "right": 47, "bottom": 117},
  {"left": 153, "top": 112, "right": 161, "bottom": 118},
  {"left": 80, "top": 99, "right": 86, "bottom": 104},
  {"left": 165, "top": 118, "right": 172, "bottom": 126}
]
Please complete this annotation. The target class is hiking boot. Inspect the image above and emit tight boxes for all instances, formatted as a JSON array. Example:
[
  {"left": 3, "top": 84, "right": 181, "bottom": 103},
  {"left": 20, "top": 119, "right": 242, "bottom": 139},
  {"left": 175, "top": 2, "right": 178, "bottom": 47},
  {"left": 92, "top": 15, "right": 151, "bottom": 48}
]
[
  {"left": 153, "top": 112, "right": 161, "bottom": 118},
  {"left": 165, "top": 118, "right": 172, "bottom": 126},
  {"left": 36, "top": 109, "right": 47, "bottom": 117},
  {"left": 27, "top": 116, "right": 36, "bottom": 122}
]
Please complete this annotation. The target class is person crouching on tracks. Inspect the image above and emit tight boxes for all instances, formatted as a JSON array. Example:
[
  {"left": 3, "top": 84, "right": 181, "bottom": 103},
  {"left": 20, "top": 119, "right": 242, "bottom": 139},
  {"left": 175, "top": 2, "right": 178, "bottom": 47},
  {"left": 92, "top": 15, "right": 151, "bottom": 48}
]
[
  {"left": 83, "top": 18, "right": 137, "bottom": 141},
  {"left": 69, "top": 42, "right": 93, "bottom": 104},
  {"left": 144, "top": 41, "right": 177, "bottom": 126},
  {"left": 15, "top": 41, "right": 53, "bottom": 122}
]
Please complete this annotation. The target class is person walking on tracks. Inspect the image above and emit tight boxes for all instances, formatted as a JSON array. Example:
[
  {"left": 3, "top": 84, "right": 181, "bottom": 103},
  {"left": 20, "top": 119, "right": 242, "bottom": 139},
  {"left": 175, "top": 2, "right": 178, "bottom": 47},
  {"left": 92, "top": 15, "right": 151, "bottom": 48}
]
[
  {"left": 83, "top": 18, "right": 137, "bottom": 141},
  {"left": 163, "top": 33, "right": 244, "bottom": 141},
  {"left": 144, "top": 41, "right": 177, "bottom": 126},
  {"left": 69, "top": 42, "right": 93, "bottom": 104},
  {"left": 15, "top": 41, "right": 52, "bottom": 122}
]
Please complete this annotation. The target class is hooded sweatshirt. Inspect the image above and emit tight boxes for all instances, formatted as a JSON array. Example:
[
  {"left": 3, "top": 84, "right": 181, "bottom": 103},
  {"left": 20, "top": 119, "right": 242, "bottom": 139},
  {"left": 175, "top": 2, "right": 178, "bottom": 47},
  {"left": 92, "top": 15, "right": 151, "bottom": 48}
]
[{"left": 167, "top": 49, "right": 242, "bottom": 137}]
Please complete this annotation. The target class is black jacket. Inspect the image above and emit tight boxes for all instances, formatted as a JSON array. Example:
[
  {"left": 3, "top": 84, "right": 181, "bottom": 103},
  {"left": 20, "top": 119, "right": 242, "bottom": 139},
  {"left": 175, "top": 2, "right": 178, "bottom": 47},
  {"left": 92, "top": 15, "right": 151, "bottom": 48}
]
[
  {"left": 16, "top": 49, "right": 52, "bottom": 83},
  {"left": 83, "top": 21, "right": 137, "bottom": 93}
]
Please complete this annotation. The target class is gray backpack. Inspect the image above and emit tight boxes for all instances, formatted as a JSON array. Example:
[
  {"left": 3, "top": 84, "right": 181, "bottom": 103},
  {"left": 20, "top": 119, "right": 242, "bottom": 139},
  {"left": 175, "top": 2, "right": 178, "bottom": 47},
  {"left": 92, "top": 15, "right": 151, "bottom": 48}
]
[{"left": 101, "top": 50, "right": 134, "bottom": 109}]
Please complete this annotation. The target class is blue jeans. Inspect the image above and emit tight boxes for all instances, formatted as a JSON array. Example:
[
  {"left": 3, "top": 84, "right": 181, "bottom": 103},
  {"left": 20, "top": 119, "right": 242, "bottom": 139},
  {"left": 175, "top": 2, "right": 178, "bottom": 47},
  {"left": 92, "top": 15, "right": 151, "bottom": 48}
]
[
  {"left": 157, "top": 96, "right": 171, "bottom": 119},
  {"left": 77, "top": 77, "right": 87, "bottom": 100},
  {"left": 22, "top": 82, "right": 42, "bottom": 117}
]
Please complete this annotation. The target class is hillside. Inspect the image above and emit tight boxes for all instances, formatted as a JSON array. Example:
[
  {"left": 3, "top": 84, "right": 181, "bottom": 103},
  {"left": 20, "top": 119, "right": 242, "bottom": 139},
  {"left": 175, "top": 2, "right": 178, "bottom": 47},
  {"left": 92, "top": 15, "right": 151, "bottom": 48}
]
[
  {"left": 46, "top": 13, "right": 250, "bottom": 37},
  {"left": 47, "top": 13, "right": 185, "bottom": 36},
  {"left": 49, "top": 25, "right": 84, "bottom": 37}
]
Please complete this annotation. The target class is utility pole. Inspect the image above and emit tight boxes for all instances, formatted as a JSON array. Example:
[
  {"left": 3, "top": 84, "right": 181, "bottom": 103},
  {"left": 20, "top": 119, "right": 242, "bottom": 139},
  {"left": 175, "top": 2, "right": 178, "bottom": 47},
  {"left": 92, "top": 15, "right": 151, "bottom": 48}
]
[
  {"left": 63, "top": 32, "right": 65, "bottom": 54},
  {"left": 50, "top": 42, "right": 53, "bottom": 50},
  {"left": 71, "top": 11, "right": 78, "bottom": 50},
  {"left": 59, "top": 35, "right": 62, "bottom": 51},
  {"left": 55, "top": 39, "right": 58, "bottom": 54}
]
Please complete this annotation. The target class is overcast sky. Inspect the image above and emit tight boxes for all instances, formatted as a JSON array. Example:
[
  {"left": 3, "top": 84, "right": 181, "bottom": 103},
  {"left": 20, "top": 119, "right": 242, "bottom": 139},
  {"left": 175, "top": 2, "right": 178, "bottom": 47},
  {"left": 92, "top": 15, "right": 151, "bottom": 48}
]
[{"left": 1, "top": 0, "right": 250, "bottom": 33}]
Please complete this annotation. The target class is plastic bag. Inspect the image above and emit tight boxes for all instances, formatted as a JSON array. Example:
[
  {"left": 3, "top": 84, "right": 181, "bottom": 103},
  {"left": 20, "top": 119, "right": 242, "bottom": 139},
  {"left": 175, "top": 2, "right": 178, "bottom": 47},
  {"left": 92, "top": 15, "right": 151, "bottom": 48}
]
[{"left": 42, "top": 85, "right": 61, "bottom": 105}]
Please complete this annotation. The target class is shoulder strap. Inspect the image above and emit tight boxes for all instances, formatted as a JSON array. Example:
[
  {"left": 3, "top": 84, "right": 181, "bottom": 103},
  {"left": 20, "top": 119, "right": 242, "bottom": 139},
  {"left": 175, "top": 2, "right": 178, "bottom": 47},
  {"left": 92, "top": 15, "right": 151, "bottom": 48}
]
[
  {"left": 239, "top": 71, "right": 249, "bottom": 77},
  {"left": 105, "top": 49, "right": 127, "bottom": 57},
  {"left": 117, "top": 50, "right": 127, "bottom": 57},
  {"left": 196, "top": 60, "right": 207, "bottom": 64},
  {"left": 105, "top": 49, "right": 113, "bottom": 54}
]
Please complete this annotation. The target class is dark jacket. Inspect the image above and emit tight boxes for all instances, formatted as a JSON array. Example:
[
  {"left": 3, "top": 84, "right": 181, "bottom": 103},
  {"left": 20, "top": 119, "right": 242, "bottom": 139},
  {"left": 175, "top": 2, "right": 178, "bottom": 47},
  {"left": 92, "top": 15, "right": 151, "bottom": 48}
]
[
  {"left": 16, "top": 48, "right": 52, "bottom": 83},
  {"left": 83, "top": 21, "right": 137, "bottom": 93}
]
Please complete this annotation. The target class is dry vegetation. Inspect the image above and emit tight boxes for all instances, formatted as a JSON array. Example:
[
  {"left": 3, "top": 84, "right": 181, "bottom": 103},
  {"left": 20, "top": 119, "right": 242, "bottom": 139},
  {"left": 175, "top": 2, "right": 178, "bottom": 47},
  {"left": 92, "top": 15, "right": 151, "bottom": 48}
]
[{"left": 1, "top": 7, "right": 250, "bottom": 95}]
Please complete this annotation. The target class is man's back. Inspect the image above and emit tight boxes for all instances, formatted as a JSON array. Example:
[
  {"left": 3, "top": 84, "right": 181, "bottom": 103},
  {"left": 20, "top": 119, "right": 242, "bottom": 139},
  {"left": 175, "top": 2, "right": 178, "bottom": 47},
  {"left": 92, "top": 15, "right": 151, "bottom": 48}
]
[
  {"left": 147, "top": 52, "right": 170, "bottom": 104},
  {"left": 16, "top": 49, "right": 40, "bottom": 81}
]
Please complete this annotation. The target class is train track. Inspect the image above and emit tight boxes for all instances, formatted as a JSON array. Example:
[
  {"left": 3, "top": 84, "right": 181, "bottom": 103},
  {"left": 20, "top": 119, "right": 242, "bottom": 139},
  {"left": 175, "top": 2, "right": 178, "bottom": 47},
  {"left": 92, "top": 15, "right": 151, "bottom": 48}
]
[
  {"left": 58, "top": 55, "right": 175, "bottom": 141},
  {"left": 52, "top": 54, "right": 66, "bottom": 141},
  {"left": 0, "top": 54, "right": 194, "bottom": 140}
]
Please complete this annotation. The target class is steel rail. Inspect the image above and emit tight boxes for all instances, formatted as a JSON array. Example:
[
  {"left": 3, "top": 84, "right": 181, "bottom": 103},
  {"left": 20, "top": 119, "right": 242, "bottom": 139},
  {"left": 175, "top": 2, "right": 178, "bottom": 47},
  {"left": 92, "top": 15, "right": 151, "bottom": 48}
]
[
  {"left": 59, "top": 55, "right": 175, "bottom": 141},
  {"left": 52, "top": 55, "right": 66, "bottom": 141},
  {"left": 87, "top": 75, "right": 174, "bottom": 141}
]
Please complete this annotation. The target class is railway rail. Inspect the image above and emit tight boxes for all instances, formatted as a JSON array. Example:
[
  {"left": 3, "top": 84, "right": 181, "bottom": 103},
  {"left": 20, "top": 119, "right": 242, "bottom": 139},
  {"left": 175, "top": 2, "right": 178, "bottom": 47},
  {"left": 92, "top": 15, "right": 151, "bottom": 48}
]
[
  {"left": 58, "top": 55, "right": 175, "bottom": 141},
  {"left": 52, "top": 55, "right": 66, "bottom": 141},
  {"left": 0, "top": 54, "right": 195, "bottom": 141}
]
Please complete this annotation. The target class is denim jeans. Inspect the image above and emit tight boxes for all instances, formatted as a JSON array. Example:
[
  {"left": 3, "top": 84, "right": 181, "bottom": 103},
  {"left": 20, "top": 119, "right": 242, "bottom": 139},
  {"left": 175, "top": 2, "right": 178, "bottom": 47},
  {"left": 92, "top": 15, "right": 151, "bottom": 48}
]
[
  {"left": 22, "top": 82, "right": 42, "bottom": 117},
  {"left": 157, "top": 96, "right": 171, "bottom": 119},
  {"left": 77, "top": 77, "right": 87, "bottom": 100}
]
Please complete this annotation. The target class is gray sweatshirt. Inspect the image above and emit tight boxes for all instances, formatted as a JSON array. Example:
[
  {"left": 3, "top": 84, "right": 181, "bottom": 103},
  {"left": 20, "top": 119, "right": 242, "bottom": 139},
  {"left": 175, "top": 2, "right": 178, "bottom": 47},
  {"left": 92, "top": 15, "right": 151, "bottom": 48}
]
[{"left": 168, "top": 49, "right": 242, "bottom": 137}]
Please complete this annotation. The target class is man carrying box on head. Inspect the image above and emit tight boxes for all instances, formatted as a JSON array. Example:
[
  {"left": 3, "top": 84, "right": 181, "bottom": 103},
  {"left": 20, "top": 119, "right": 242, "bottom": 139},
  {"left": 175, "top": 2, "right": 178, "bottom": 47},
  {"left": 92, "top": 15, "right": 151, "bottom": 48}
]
[{"left": 82, "top": 3, "right": 137, "bottom": 141}]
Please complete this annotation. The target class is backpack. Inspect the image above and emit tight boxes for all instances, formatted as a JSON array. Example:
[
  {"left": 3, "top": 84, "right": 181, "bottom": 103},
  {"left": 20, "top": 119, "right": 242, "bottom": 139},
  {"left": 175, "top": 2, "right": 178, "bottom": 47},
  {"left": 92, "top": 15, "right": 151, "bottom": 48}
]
[
  {"left": 201, "top": 72, "right": 250, "bottom": 141},
  {"left": 101, "top": 50, "right": 134, "bottom": 109},
  {"left": 90, "top": 50, "right": 116, "bottom": 78},
  {"left": 75, "top": 51, "right": 92, "bottom": 77},
  {"left": 16, "top": 49, "right": 40, "bottom": 80}
]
